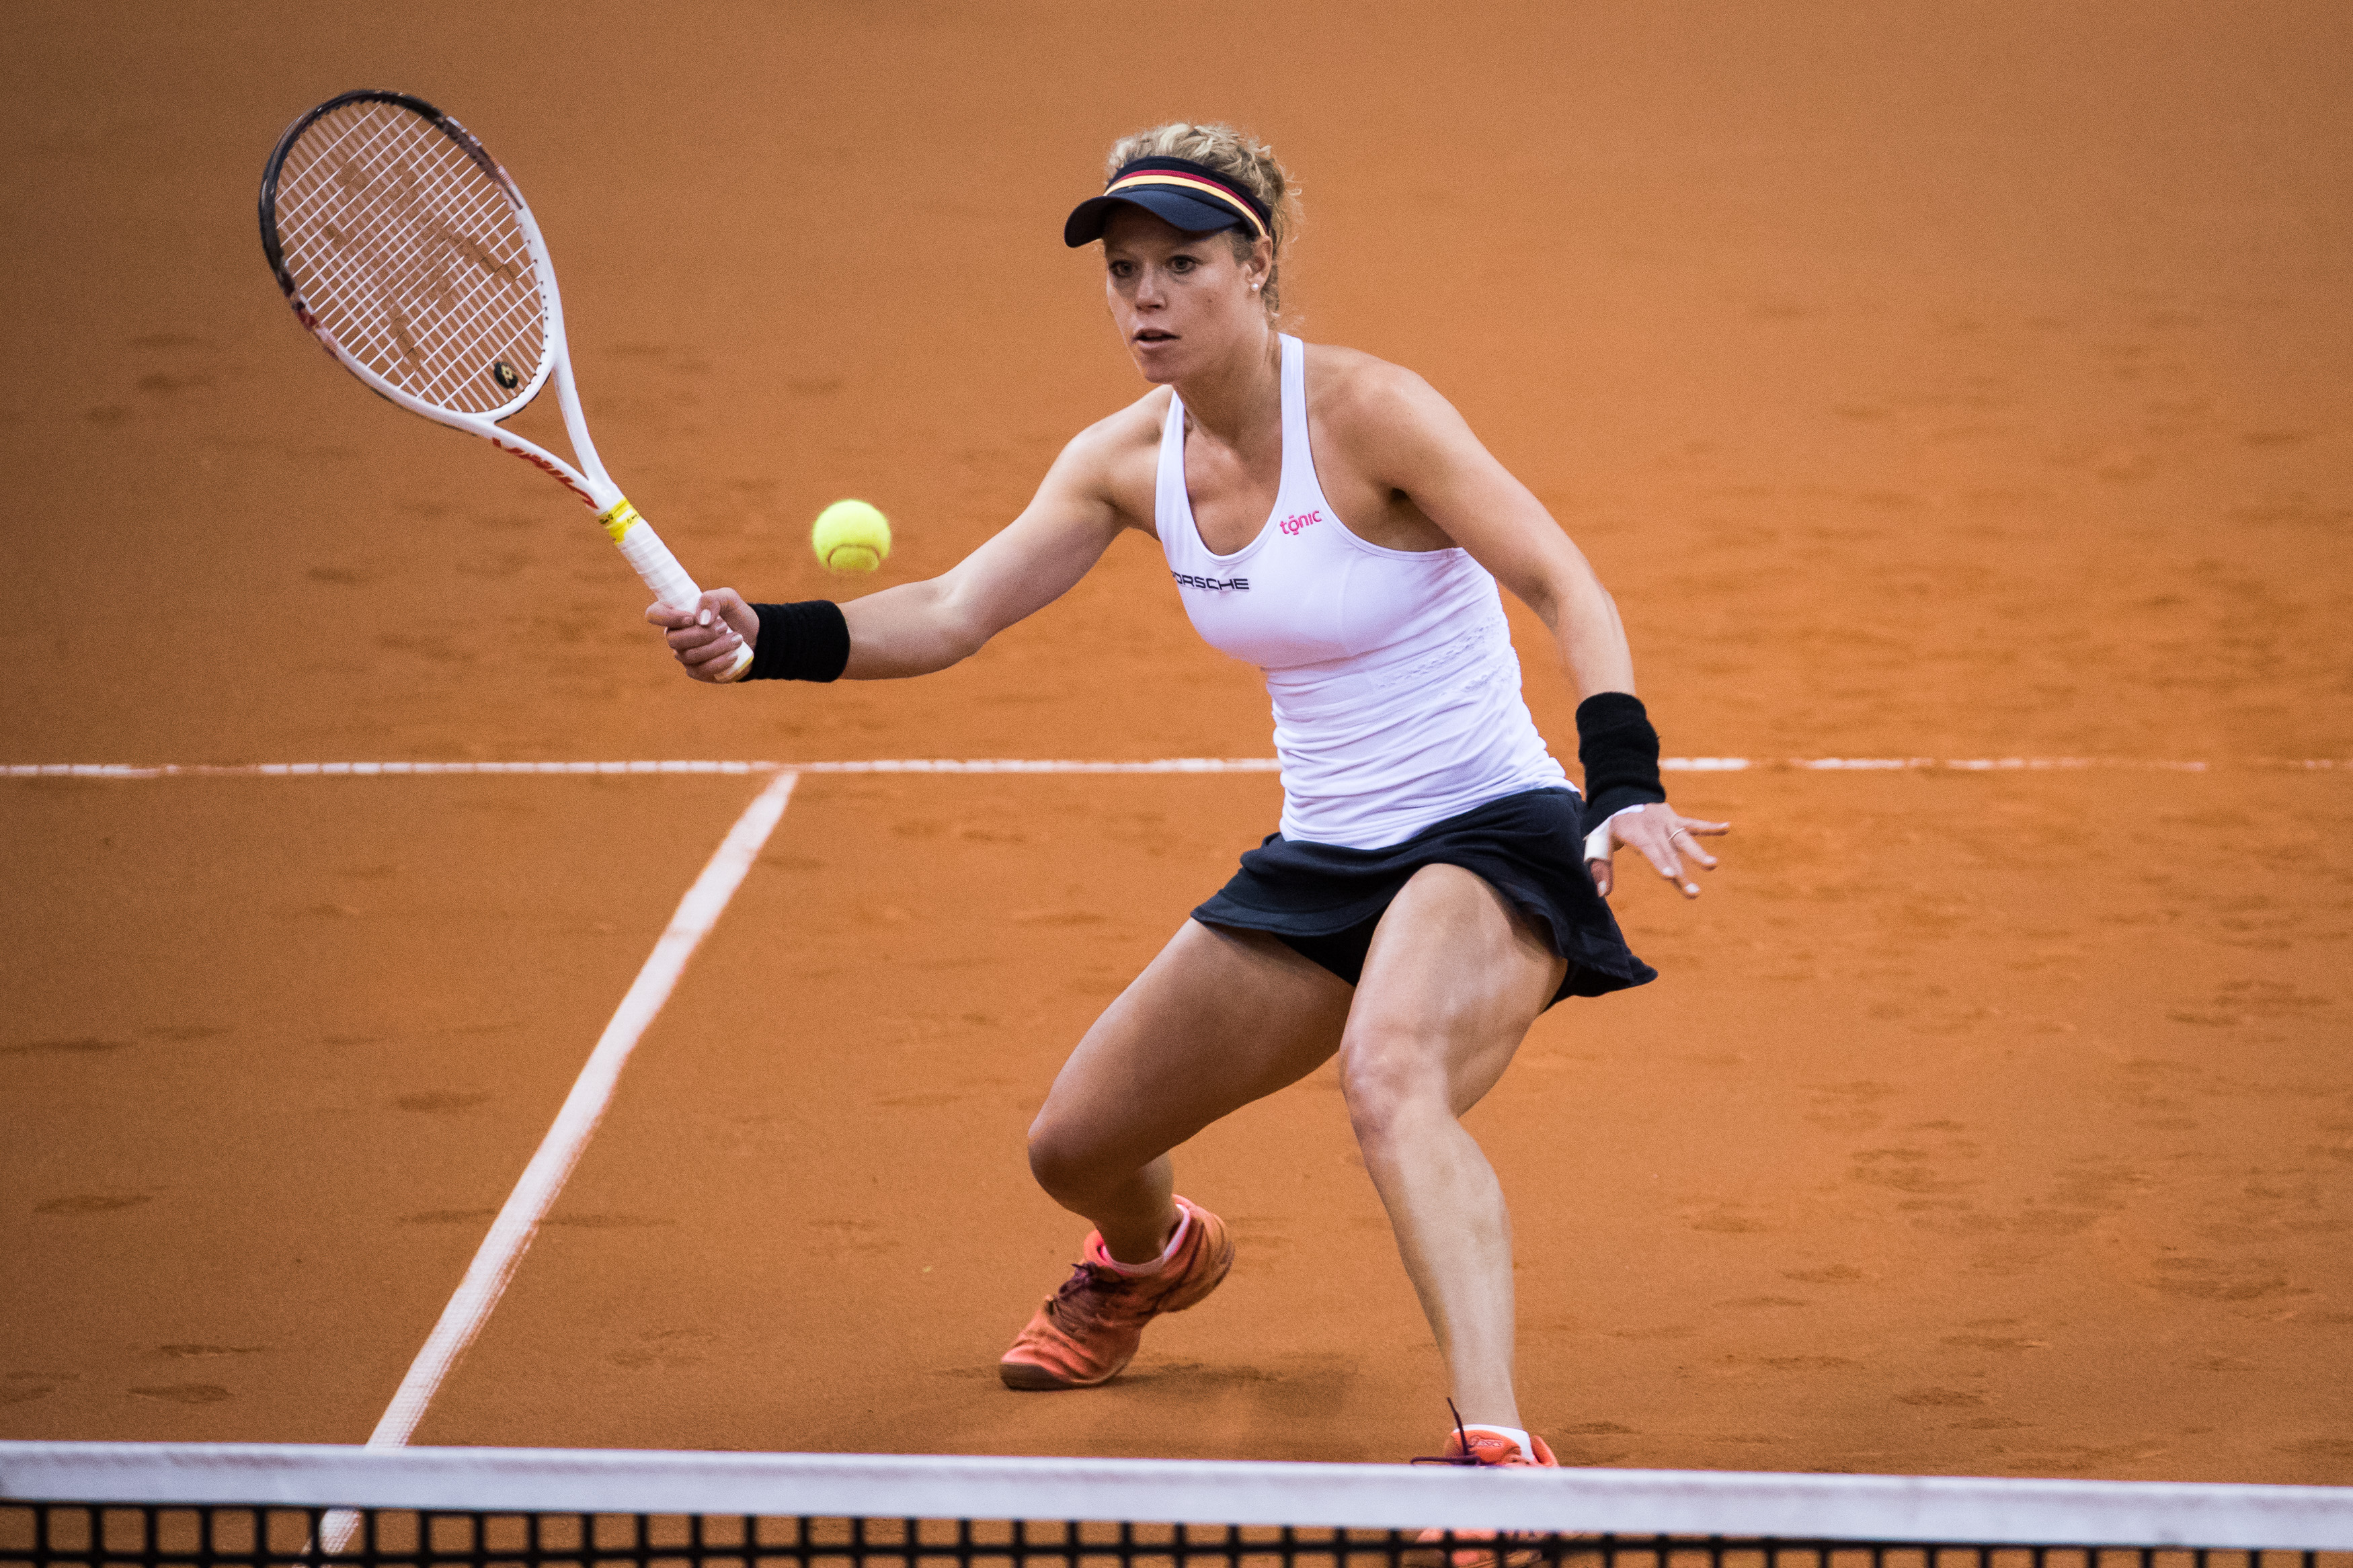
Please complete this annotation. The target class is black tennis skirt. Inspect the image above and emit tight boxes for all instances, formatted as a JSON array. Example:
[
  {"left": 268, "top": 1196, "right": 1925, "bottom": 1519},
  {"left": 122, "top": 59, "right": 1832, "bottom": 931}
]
[{"left": 1192, "top": 786, "right": 1656, "bottom": 1008}]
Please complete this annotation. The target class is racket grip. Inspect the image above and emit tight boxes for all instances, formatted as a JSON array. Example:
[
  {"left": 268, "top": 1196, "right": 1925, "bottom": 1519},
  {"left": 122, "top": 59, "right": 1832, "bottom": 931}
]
[{"left": 602, "top": 500, "right": 755, "bottom": 683}]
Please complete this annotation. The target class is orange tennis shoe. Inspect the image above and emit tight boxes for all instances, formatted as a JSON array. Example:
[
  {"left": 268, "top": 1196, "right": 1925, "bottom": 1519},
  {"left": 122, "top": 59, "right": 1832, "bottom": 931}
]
[
  {"left": 1410, "top": 1415, "right": 1562, "bottom": 1568},
  {"left": 998, "top": 1196, "right": 1233, "bottom": 1390},
  {"left": 1421, "top": 1426, "right": 1560, "bottom": 1467}
]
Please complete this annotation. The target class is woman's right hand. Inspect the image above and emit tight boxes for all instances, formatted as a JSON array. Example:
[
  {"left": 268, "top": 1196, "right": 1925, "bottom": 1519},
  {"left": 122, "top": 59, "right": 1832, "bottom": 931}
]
[{"left": 646, "top": 588, "right": 758, "bottom": 682}]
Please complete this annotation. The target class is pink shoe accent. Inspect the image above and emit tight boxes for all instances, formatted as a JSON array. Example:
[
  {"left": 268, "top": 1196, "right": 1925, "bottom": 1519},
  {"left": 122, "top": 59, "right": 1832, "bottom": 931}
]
[{"left": 1090, "top": 1204, "right": 1193, "bottom": 1276}]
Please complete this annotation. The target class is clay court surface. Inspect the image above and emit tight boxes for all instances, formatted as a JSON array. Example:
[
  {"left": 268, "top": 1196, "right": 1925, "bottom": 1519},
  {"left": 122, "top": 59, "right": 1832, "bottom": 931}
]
[{"left": 3, "top": 1, "right": 2350, "bottom": 1485}]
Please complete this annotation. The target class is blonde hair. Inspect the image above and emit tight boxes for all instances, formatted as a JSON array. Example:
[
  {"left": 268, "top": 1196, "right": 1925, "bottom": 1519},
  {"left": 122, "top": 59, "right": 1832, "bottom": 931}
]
[{"left": 1103, "top": 122, "right": 1300, "bottom": 315}]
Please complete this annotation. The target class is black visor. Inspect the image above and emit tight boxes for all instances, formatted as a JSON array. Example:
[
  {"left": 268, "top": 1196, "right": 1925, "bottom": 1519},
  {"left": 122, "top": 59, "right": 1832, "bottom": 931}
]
[{"left": 1064, "top": 156, "right": 1271, "bottom": 248}]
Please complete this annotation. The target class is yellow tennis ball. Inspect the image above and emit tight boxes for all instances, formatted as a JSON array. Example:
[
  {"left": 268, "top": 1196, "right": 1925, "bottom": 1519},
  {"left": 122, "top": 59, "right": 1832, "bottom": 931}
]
[{"left": 812, "top": 499, "right": 891, "bottom": 574}]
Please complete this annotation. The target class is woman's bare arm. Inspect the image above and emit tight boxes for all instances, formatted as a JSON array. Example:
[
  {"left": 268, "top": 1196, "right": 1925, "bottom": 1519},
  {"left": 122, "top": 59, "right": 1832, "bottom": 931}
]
[
  {"left": 1332, "top": 363, "right": 1630, "bottom": 692},
  {"left": 1334, "top": 360, "right": 1728, "bottom": 897},
  {"left": 838, "top": 440, "right": 1129, "bottom": 677},
  {"left": 649, "top": 418, "right": 1139, "bottom": 680}
]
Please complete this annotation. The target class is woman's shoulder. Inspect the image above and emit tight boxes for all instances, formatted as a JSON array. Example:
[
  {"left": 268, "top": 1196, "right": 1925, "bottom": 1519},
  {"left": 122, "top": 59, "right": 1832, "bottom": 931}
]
[
  {"left": 1299, "top": 341, "right": 1458, "bottom": 446},
  {"left": 1027, "top": 385, "right": 1172, "bottom": 528},
  {"left": 1052, "top": 384, "right": 1174, "bottom": 483},
  {"left": 1065, "top": 384, "right": 1172, "bottom": 456}
]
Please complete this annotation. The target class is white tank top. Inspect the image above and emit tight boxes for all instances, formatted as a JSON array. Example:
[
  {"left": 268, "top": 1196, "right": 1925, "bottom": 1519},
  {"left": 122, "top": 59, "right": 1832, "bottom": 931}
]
[{"left": 1156, "top": 334, "right": 1570, "bottom": 849}]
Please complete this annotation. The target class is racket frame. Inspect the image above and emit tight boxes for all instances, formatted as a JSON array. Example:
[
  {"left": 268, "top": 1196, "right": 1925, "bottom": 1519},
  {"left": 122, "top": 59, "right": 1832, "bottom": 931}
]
[{"left": 260, "top": 89, "right": 752, "bottom": 678}]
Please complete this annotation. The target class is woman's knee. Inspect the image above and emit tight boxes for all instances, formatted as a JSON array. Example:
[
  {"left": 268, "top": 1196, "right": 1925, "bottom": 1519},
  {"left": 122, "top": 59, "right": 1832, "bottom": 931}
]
[
  {"left": 1336, "top": 1026, "right": 1448, "bottom": 1145},
  {"left": 1025, "top": 1112, "right": 1117, "bottom": 1201}
]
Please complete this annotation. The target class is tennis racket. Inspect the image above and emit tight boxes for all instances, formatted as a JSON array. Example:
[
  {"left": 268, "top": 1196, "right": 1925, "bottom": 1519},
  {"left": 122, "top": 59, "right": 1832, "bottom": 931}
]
[{"left": 258, "top": 89, "right": 753, "bottom": 681}]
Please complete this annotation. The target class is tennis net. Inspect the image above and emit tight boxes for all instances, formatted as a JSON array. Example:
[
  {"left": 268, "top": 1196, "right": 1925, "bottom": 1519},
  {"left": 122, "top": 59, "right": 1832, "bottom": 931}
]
[{"left": 3, "top": 1445, "right": 2349, "bottom": 1568}]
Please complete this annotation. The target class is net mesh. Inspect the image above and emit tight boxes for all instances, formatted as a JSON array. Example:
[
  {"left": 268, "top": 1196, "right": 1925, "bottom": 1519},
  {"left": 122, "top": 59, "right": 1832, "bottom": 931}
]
[
  {"left": 268, "top": 97, "right": 549, "bottom": 415},
  {"left": 3, "top": 1448, "right": 2346, "bottom": 1568},
  {"left": 0, "top": 1505, "right": 2335, "bottom": 1568}
]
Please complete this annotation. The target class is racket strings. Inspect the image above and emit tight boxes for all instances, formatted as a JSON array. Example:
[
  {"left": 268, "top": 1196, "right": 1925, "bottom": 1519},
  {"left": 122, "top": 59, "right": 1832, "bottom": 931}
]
[
  {"left": 284, "top": 124, "right": 538, "bottom": 409},
  {"left": 286, "top": 107, "right": 543, "bottom": 408},
  {"left": 283, "top": 106, "right": 541, "bottom": 403},
  {"left": 299, "top": 126, "right": 512, "bottom": 356},
  {"left": 272, "top": 99, "right": 548, "bottom": 415},
  {"left": 282, "top": 118, "right": 491, "bottom": 360}
]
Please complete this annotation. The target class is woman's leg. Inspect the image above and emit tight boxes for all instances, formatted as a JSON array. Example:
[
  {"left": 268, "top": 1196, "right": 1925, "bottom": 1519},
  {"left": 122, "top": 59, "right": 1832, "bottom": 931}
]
[
  {"left": 1337, "top": 863, "right": 1566, "bottom": 1430},
  {"left": 1028, "top": 917, "right": 1356, "bottom": 1262}
]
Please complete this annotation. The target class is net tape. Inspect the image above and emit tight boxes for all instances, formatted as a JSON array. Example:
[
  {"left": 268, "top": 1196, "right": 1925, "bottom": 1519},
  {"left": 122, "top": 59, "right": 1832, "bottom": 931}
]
[
  {"left": 272, "top": 99, "right": 547, "bottom": 415},
  {"left": 2, "top": 1449, "right": 2349, "bottom": 1565}
]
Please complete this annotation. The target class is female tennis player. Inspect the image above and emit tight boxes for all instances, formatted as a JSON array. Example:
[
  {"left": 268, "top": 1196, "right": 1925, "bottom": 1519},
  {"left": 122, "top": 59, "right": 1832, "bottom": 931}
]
[{"left": 652, "top": 124, "right": 1726, "bottom": 1467}]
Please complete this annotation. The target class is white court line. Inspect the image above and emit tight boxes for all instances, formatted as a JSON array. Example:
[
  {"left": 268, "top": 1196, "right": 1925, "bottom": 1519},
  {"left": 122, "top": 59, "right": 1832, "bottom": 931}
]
[
  {"left": 3, "top": 756, "right": 2348, "bottom": 779},
  {"left": 319, "top": 768, "right": 798, "bottom": 1546},
  {"left": 0, "top": 758, "right": 1273, "bottom": 778}
]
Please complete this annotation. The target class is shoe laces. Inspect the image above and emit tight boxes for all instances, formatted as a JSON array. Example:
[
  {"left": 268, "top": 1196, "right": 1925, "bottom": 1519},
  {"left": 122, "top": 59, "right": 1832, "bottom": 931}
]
[
  {"left": 1043, "top": 1260, "right": 1133, "bottom": 1331},
  {"left": 1409, "top": 1399, "right": 1486, "bottom": 1467}
]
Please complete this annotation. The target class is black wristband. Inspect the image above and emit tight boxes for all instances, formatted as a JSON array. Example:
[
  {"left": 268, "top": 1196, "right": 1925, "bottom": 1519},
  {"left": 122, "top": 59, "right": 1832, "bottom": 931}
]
[
  {"left": 746, "top": 601, "right": 850, "bottom": 682},
  {"left": 1577, "top": 691, "right": 1666, "bottom": 835}
]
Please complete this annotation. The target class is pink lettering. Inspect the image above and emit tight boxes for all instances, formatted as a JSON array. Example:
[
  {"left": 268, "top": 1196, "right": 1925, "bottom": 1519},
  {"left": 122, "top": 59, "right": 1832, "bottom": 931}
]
[{"left": 1279, "top": 509, "right": 1323, "bottom": 536}]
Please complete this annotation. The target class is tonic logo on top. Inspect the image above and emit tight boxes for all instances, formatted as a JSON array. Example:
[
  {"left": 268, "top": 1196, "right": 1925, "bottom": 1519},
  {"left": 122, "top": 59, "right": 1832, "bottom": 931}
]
[{"left": 1278, "top": 509, "right": 1322, "bottom": 536}]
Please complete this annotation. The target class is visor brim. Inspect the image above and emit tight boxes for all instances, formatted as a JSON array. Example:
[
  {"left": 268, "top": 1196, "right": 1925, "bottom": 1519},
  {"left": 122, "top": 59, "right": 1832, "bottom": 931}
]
[{"left": 1064, "top": 188, "right": 1248, "bottom": 247}]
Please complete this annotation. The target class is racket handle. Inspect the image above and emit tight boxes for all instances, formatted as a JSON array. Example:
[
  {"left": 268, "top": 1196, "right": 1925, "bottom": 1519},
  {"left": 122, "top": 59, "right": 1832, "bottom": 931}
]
[{"left": 600, "top": 499, "right": 755, "bottom": 683}]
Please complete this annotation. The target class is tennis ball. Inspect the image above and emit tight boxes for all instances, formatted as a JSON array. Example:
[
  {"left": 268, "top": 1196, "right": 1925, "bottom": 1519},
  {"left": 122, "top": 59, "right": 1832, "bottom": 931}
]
[{"left": 811, "top": 499, "right": 891, "bottom": 574}]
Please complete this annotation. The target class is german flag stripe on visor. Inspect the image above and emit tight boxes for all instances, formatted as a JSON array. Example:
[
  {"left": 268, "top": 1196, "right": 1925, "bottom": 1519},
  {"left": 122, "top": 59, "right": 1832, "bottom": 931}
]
[{"left": 1064, "top": 156, "right": 1273, "bottom": 247}]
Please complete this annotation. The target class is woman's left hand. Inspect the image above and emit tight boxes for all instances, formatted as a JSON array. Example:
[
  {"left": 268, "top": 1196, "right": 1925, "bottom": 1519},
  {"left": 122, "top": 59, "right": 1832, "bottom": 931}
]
[{"left": 1585, "top": 801, "right": 1729, "bottom": 899}]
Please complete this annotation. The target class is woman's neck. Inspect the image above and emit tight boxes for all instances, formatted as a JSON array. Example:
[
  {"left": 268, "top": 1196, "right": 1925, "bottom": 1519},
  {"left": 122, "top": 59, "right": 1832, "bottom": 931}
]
[{"left": 1172, "top": 325, "right": 1283, "bottom": 447}]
